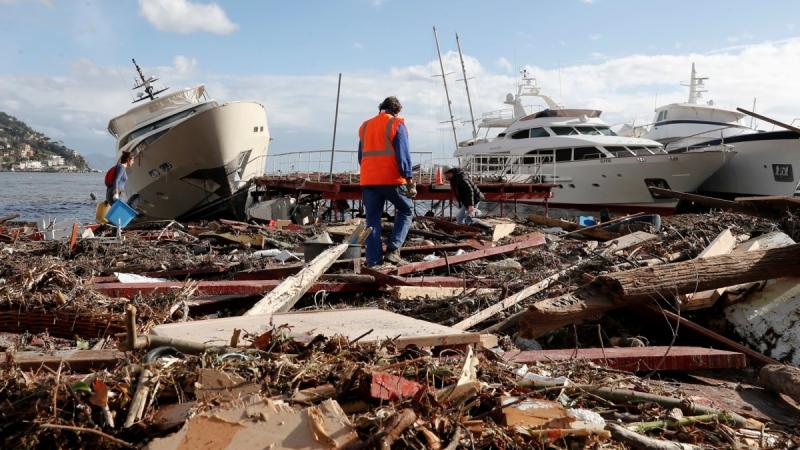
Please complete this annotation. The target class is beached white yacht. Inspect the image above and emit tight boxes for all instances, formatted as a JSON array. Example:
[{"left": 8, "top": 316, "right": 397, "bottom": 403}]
[
  {"left": 455, "top": 73, "right": 730, "bottom": 212},
  {"left": 107, "top": 60, "right": 270, "bottom": 220},
  {"left": 624, "top": 64, "right": 800, "bottom": 197}
]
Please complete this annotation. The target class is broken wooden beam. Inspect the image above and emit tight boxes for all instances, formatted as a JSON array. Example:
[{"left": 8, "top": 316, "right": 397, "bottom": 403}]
[
  {"left": 395, "top": 234, "right": 545, "bottom": 276},
  {"left": 89, "top": 279, "right": 375, "bottom": 297},
  {"left": 245, "top": 243, "right": 349, "bottom": 316},
  {"left": 517, "top": 244, "right": 800, "bottom": 338},
  {"left": 600, "top": 231, "right": 657, "bottom": 256},
  {"left": 452, "top": 269, "right": 567, "bottom": 331},
  {"left": 526, "top": 213, "right": 620, "bottom": 241},
  {"left": 1, "top": 349, "right": 126, "bottom": 372},
  {"left": 682, "top": 228, "right": 736, "bottom": 310},
  {"left": 503, "top": 346, "right": 747, "bottom": 372},
  {"left": 595, "top": 243, "right": 800, "bottom": 301},
  {"left": 759, "top": 364, "right": 800, "bottom": 403},
  {"left": 648, "top": 187, "right": 751, "bottom": 212}
]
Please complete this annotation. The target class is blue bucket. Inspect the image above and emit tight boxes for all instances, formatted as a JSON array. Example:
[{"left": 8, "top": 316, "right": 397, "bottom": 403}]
[
  {"left": 578, "top": 215, "right": 596, "bottom": 227},
  {"left": 105, "top": 200, "right": 137, "bottom": 228}
]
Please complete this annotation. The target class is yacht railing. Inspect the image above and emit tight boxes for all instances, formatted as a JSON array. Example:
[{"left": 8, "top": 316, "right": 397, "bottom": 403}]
[
  {"left": 664, "top": 125, "right": 743, "bottom": 153},
  {"left": 264, "top": 150, "right": 435, "bottom": 183},
  {"left": 460, "top": 152, "right": 556, "bottom": 183}
]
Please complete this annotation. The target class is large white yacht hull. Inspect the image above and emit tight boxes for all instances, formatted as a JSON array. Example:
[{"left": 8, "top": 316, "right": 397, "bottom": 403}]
[
  {"left": 684, "top": 132, "right": 800, "bottom": 197},
  {"left": 514, "top": 151, "right": 729, "bottom": 211},
  {"left": 123, "top": 102, "right": 269, "bottom": 220}
]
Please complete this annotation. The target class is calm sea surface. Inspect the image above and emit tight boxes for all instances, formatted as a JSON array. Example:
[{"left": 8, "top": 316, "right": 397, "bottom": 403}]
[{"left": 0, "top": 172, "right": 102, "bottom": 224}]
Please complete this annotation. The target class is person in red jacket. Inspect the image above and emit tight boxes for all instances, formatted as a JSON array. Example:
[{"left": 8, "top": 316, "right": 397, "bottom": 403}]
[{"left": 358, "top": 96, "right": 416, "bottom": 266}]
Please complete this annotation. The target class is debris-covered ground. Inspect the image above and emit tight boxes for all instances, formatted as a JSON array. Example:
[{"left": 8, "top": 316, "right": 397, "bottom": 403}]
[{"left": 2, "top": 204, "right": 800, "bottom": 449}]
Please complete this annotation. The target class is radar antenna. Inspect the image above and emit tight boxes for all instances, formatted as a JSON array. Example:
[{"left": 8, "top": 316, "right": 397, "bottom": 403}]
[
  {"left": 131, "top": 58, "right": 169, "bottom": 103},
  {"left": 682, "top": 62, "right": 708, "bottom": 104}
]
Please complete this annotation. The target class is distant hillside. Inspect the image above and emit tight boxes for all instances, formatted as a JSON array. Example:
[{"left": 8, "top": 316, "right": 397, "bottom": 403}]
[{"left": 0, "top": 112, "right": 90, "bottom": 171}]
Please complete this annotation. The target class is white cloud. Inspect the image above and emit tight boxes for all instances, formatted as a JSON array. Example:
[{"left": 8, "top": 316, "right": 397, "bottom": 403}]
[
  {"left": 4, "top": 39, "right": 800, "bottom": 165},
  {"left": 589, "top": 33, "right": 602, "bottom": 41},
  {"left": 138, "top": 0, "right": 237, "bottom": 34},
  {"left": 581, "top": 0, "right": 595, "bottom": 4},
  {"left": 726, "top": 33, "right": 755, "bottom": 43},
  {"left": 496, "top": 57, "right": 513, "bottom": 73},
  {"left": 371, "top": 0, "right": 387, "bottom": 8},
  {"left": 353, "top": 42, "right": 364, "bottom": 50}
]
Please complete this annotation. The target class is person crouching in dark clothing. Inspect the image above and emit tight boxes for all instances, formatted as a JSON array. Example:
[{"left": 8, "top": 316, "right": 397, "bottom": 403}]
[{"left": 444, "top": 166, "right": 484, "bottom": 224}]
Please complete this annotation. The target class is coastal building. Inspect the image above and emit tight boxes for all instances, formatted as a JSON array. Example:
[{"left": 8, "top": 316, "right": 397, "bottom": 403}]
[
  {"left": 18, "top": 143, "right": 34, "bottom": 158},
  {"left": 14, "top": 160, "right": 43, "bottom": 171},
  {"left": 47, "top": 155, "right": 65, "bottom": 167}
]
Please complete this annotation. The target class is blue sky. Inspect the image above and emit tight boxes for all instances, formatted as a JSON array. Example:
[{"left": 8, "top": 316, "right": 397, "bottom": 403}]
[{"left": 2, "top": 0, "right": 800, "bottom": 168}]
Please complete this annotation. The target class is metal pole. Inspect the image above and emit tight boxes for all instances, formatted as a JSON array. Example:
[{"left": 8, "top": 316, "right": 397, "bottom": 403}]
[
  {"left": 455, "top": 32, "right": 477, "bottom": 139},
  {"left": 329, "top": 73, "right": 342, "bottom": 182},
  {"left": 433, "top": 26, "right": 459, "bottom": 151}
]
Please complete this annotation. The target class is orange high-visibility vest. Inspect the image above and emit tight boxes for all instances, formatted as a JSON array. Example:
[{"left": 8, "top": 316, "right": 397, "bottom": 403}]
[{"left": 359, "top": 112, "right": 406, "bottom": 186}]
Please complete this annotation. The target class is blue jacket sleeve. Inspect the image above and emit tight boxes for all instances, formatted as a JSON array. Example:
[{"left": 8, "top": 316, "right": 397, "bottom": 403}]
[
  {"left": 114, "top": 164, "right": 126, "bottom": 191},
  {"left": 393, "top": 123, "right": 413, "bottom": 178}
]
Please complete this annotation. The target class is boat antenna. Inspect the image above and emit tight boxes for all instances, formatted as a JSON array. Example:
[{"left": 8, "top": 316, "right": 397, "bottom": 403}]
[
  {"left": 131, "top": 58, "right": 168, "bottom": 103},
  {"left": 432, "top": 26, "right": 459, "bottom": 150},
  {"left": 455, "top": 32, "right": 477, "bottom": 139}
]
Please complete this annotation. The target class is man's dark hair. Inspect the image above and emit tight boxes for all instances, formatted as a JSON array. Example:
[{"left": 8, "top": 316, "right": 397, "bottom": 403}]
[
  {"left": 379, "top": 96, "right": 402, "bottom": 115},
  {"left": 119, "top": 151, "right": 132, "bottom": 164}
]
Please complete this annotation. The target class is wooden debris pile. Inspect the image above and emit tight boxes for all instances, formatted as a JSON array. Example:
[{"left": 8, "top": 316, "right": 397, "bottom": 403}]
[{"left": 2, "top": 202, "right": 800, "bottom": 448}]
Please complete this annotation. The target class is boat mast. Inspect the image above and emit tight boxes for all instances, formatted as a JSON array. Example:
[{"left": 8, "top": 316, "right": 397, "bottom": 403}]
[
  {"left": 683, "top": 62, "right": 707, "bottom": 105},
  {"left": 433, "top": 26, "right": 459, "bottom": 150},
  {"left": 131, "top": 58, "right": 168, "bottom": 103},
  {"left": 455, "top": 32, "right": 477, "bottom": 139}
]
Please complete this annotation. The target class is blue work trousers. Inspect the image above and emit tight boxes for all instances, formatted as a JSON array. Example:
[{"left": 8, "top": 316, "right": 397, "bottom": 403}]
[{"left": 363, "top": 185, "right": 413, "bottom": 266}]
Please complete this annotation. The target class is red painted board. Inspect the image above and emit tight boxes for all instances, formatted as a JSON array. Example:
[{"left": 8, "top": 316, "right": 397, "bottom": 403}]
[
  {"left": 88, "top": 280, "right": 376, "bottom": 298},
  {"left": 395, "top": 234, "right": 545, "bottom": 276}
]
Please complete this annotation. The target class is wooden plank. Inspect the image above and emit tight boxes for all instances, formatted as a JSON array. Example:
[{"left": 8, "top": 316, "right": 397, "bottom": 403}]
[
  {"left": 503, "top": 346, "right": 747, "bottom": 372},
  {"left": 390, "top": 286, "right": 499, "bottom": 300},
  {"left": 683, "top": 228, "right": 736, "bottom": 310},
  {"left": 600, "top": 231, "right": 658, "bottom": 256},
  {"left": 395, "top": 234, "right": 545, "bottom": 276},
  {"left": 151, "top": 308, "right": 488, "bottom": 349},
  {"left": 245, "top": 243, "right": 349, "bottom": 315},
  {"left": 452, "top": 269, "right": 567, "bottom": 331},
  {"left": 89, "top": 279, "right": 373, "bottom": 297},
  {"left": 526, "top": 214, "right": 619, "bottom": 241},
  {"left": 1, "top": 349, "right": 126, "bottom": 372},
  {"left": 472, "top": 218, "right": 517, "bottom": 242}
]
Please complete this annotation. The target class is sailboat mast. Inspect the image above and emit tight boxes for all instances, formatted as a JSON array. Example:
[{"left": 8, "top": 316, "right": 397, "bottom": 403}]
[
  {"left": 455, "top": 32, "right": 477, "bottom": 139},
  {"left": 433, "top": 26, "right": 459, "bottom": 150}
]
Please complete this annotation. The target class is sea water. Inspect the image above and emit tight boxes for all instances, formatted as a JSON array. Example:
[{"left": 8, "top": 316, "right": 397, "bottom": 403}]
[{"left": 0, "top": 172, "right": 101, "bottom": 224}]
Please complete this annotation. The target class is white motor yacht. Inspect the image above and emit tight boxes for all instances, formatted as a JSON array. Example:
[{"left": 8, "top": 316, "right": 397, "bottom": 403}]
[
  {"left": 624, "top": 64, "right": 800, "bottom": 197},
  {"left": 455, "top": 73, "right": 730, "bottom": 212},
  {"left": 107, "top": 60, "right": 270, "bottom": 220}
]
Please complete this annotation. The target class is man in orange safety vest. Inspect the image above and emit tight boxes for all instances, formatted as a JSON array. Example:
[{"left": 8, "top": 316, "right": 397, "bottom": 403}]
[{"left": 358, "top": 96, "right": 416, "bottom": 267}]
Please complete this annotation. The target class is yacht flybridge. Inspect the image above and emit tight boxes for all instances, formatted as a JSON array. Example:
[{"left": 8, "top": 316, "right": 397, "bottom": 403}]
[
  {"left": 107, "top": 59, "right": 270, "bottom": 220},
  {"left": 626, "top": 64, "right": 800, "bottom": 197},
  {"left": 454, "top": 72, "right": 730, "bottom": 212}
]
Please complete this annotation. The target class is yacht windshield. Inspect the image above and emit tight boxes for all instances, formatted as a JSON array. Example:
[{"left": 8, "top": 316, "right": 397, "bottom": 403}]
[
  {"left": 120, "top": 107, "right": 199, "bottom": 148},
  {"left": 551, "top": 127, "right": 579, "bottom": 136}
]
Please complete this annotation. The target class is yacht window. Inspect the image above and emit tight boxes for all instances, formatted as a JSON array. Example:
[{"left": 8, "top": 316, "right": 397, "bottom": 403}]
[
  {"left": 510, "top": 129, "right": 530, "bottom": 139},
  {"left": 555, "top": 148, "right": 572, "bottom": 162},
  {"left": 551, "top": 127, "right": 579, "bottom": 136},
  {"left": 605, "top": 146, "right": 633, "bottom": 157},
  {"left": 573, "top": 147, "right": 600, "bottom": 160},
  {"left": 497, "top": 132, "right": 506, "bottom": 138},
  {"left": 530, "top": 127, "right": 550, "bottom": 138},
  {"left": 596, "top": 127, "right": 616, "bottom": 136},
  {"left": 575, "top": 127, "right": 601, "bottom": 135}
]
